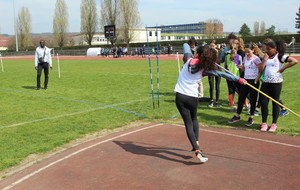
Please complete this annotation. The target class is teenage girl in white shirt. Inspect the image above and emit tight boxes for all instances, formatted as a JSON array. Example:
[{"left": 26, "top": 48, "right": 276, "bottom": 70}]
[
  {"left": 229, "top": 45, "right": 262, "bottom": 126},
  {"left": 258, "top": 38, "right": 298, "bottom": 132},
  {"left": 175, "top": 43, "right": 246, "bottom": 163}
]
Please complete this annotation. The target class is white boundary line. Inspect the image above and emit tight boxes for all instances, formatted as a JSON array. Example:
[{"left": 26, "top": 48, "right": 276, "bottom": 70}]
[
  {"left": 2, "top": 123, "right": 163, "bottom": 190},
  {"left": 173, "top": 124, "right": 300, "bottom": 148},
  {"left": 0, "top": 98, "right": 148, "bottom": 130},
  {"left": 201, "top": 128, "right": 300, "bottom": 148}
]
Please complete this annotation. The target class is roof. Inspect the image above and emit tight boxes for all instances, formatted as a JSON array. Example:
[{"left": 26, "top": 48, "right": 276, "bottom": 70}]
[{"left": 0, "top": 36, "right": 11, "bottom": 47}]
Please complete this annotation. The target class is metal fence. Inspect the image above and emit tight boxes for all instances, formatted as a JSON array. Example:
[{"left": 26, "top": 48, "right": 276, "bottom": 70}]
[
  {"left": 287, "top": 44, "right": 300, "bottom": 55},
  {"left": 1, "top": 44, "right": 300, "bottom": 57}
]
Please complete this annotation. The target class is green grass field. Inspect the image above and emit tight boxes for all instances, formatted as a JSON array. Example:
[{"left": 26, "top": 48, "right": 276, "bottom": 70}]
[{"left": 0, "top": 57, "right": 299, "bottom": 173}]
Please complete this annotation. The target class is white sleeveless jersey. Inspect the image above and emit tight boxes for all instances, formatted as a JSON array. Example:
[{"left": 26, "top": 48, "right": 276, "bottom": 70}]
[{"left": 264, "top": 53, "right": 288, "bottom": 83}]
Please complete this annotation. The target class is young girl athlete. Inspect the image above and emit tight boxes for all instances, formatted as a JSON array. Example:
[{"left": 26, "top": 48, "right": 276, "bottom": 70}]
[
  {"left": 258, "top": 38, "right": 298, "bottom": 132},
  {"left": 229, "top": 45, "right": 262, "bottom": 126},
  {"left": 175, "top": 43, "right": 246, "bottom": 163}
]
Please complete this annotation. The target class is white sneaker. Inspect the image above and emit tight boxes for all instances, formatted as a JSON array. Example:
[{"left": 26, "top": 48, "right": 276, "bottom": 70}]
[{"left": 196, "top": 152, "right": 208, "bottom": 163}]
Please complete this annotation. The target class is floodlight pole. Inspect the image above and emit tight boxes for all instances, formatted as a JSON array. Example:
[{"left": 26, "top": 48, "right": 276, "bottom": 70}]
[{"left": 13, "top": 0, "right": 19, "bottom": 52}]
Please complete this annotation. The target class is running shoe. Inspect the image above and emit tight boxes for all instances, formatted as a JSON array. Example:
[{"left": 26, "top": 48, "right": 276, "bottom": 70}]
[
  {"left": 228, "top": 115, "right": 240, "bottom": 123},
  {"left": 230, "top": 107, "right": 237, "bottom": 112},
  {"left": 214, "top": 102, "right": 222, "bottom": 108},
  {"left": 268, "top": 123, "right": 277, "bottom": 133},
  {"left": 245, "top": 117, "right": 254, "bottom": 127},
  {"left": 260, "top": 123, "right": 268, "bottom": 132},
  {"left": 208, "top": 100, "right": 214, "bottom": 108},
  {"left": 279, "top": 109, "right": 289, "bottom": 117},
  {"left": 244, "top": 104, "right": 250, "bottom": 111},
  {"left": 248, "top": 109, "right": 260, "bottom": 116},
  {"left": 195, "top": 151, "right": 208, "bottom": 163}
]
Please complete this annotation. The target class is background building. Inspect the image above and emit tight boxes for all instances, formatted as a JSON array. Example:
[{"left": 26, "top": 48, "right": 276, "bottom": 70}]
[
  {"left": 72, "top": 22, "right": 224, "bottom": 46},
  {"left": 71, "top": 28, "right": 161, "bottom": 46},
  {"left": 0, "top": 36, "right": 10, "bottom": 51},
  {"left": 149, "top": 22, "right": 223, "bottom": 35}
]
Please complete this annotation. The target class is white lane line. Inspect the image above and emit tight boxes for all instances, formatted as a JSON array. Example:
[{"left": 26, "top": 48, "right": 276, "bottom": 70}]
[
  {"left": 173, "top": 124, "right": 300, "bottom": 148},
  {"left": 201, "top": 128, "right": 300, "bottom": 148},
  {"left": 0, "top": 99, "right": 148, "bottom": 129},
  {"left": 2, "top": 123, "right": 163, "bottom": 190}
]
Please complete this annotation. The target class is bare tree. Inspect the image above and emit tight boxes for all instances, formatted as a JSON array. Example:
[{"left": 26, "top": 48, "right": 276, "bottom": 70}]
[
  {"left": 100, "top": 0, "right": 118, "bottom": 45},
  {"left": 296, "top": 6, "right": 300, "bottom": 33},
  {"left": 80, "top": 0, "right": 98, "bottom": 46},
  {"left": 53, "top": 0, "right": 69, "bottom": 49},
  {"left": 118, "top": 0, "right": 140, "bottom": 47},
  {"left": 260, "top": 21, "right": 266, "bottom": 35},
  {"left": 253, "top": 21, "right": 259, "bottom": 36},
  {"left": 16, "top": 6, "right": 31, "bottom": 50},
  {"left": 206, "top": 19, "right": 222, "bottom": 38}
]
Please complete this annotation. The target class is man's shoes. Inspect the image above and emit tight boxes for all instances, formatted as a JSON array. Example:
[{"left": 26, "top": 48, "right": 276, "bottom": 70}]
[
  {"left": 279, "top": 109, "right": 289, "bottom": 117},
  {"left": 37, "top": 87, "right": 41, "bottom": 90},
  {"left": 228, "top": 115, "right": 240, "bottom": 123},
  {"left": 245, "top": 117, "right": 254, "bottom": 127},
  {"left": 44, "top": 87, "right": 48, "bottom": 90}
]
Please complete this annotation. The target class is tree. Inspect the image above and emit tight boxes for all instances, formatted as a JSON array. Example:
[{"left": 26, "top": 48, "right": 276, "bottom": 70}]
[
  {"left": 265, "top": 25, "right": 276, "bottom": 36},
  {"left": 16, "top": 6, "right": 31, "bottom": 50},
  {"left": 239, "top": 23, "right": 252, "bottom": 37},
  {"left": 53, "top": 0, "right": 69, "bottom": 49},
  {"left": 80, "top": 0, "right": 98, "bottom": 46},
  {"left": 100, "top": 0, "right": 118, "bottom": 45},
  {"left": 206, "top": 18, "right": 222, "bottom": 38},
  {"left": 253, "top": 21, "right": 259, "bottom": 36},
  {"left": 260, "top": 21, "right": 266, "bottom": 35},
  {"left": 296, "top": 7, "right": 300, "bottom": 33},
  {"left": 118, "top": 0, "right": 140, "bottom": 47}
]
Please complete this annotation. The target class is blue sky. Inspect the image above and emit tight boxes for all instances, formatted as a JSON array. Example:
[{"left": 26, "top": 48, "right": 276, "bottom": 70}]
[{"left": 0, "top": 0, "right": 299, "bottom": 35}]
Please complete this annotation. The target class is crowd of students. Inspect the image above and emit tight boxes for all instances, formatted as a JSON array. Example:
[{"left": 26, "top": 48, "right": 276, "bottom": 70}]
[
  {"left": 202, "top": 34, "right": 297, "bottom": 131},
  {"left": 174, "top": 34, "right": 298, "bottom": 163}
]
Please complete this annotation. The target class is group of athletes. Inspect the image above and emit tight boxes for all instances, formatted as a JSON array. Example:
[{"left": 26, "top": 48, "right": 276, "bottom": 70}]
[{"left": 174, "top": 34, "right": 298, "bottom": 163}]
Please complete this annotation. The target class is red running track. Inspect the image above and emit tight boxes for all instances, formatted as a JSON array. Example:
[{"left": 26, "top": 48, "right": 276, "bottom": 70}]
[{"left": 0, "top": 123, "right": 299, "bottom": 190}]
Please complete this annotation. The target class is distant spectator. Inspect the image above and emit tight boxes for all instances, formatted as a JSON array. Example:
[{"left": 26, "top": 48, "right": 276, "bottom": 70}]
[
  {"left": 34, "top": 39, "right": 52, "bottom": 90},
  {"left": 288, "top": 36, "right": 296, "bottom": 46},
  {"left": 142, "top": 45, "right": 146, "bottom": 57},
  {"left": 167, "top": 44, "right": 171, "bottom": 55},
  {"left": 207, "top": 40, "right": 222, "bottom": 108},
  {"left": 187, "top": 37, "right": 198, "bottom": 55}
]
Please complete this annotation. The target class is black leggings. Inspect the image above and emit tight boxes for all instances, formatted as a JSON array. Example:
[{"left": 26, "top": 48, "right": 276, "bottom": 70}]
[
  {"left": 257, "top": 83, "right": 284, "bottom": 109},
  {"left": 208, "top": 75, "right": 221, "bottom": 101},
  {"left": 236, "top": 79, "right": 259, "bottom": 115},
  {"left": 175, "top": 92, "right": 199, "bottom": 151},
  {"left": 260, "top": 82, "right": 282, "bottom": 124},
  {"left": 226, "top": 80, "right": 240, "bottom": 95}
]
